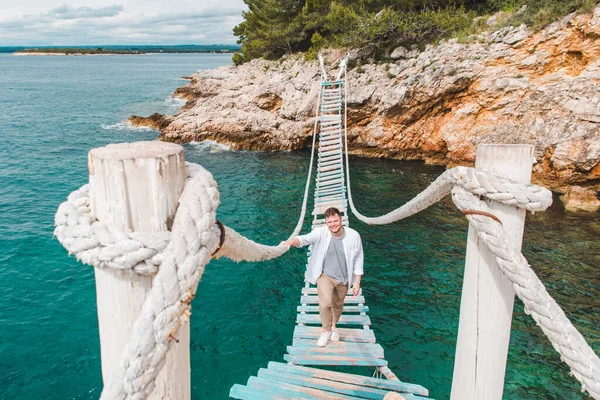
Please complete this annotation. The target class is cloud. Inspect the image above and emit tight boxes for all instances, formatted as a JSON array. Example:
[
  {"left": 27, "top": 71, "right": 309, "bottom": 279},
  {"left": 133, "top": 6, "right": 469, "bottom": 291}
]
[
  {"left": 45, "top": 4, "right": 124, "bottom": 19},
  {"left": 0, "top": 1, "right": 246, "bottom": 45}
]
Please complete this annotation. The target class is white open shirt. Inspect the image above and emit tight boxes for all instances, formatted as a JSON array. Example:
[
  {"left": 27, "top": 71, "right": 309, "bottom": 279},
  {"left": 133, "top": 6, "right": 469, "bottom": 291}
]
[{"left": 297, "top": 225, "right": 364, "bottom": 285}]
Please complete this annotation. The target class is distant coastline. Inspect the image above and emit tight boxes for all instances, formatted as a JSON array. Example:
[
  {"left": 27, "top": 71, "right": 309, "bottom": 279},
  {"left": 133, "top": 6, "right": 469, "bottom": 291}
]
[{"left": 1, "top": 44, "right": 241, "bottom": 55}]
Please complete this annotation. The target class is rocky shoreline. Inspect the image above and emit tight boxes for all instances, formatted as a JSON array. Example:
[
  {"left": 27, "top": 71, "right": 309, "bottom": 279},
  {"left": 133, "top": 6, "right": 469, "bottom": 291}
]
[{"left": 131, "top": 6, "right": 600, "bottom": 212}]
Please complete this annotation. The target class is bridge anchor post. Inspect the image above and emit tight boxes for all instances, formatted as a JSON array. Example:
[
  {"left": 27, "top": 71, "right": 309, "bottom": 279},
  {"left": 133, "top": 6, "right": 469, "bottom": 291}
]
[
  {"left": 88, "top": 141, "right": 190, "bottom": 399},
  {"left": 451, "top": 144, "right": 535, "bottom": 400}
]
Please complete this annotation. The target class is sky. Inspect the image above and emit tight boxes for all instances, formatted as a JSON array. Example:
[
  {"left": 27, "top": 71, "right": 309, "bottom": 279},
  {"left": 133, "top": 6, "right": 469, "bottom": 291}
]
[{"left": 0, "top": 0, "right": 247, "bottom": 46}]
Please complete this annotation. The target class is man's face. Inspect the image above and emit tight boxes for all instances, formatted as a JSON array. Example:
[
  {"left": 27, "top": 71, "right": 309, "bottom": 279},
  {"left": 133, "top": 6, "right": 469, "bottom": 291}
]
[{"left": 325, "top": 214, "right": 342, "bottom": 235}]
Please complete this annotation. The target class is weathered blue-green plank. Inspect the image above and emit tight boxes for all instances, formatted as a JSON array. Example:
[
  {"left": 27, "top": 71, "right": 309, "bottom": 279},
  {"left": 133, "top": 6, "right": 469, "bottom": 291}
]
[
  {"left": 300, "top": 295, "right": 364, "bottom": 304},
  {"left": 297, "top": 314, "right": 371, "bottom": 326},
  {"left": 284, "top": 353, "right": 388, "bottom": 367},
  {"left": 302, "top": 287, "right": 362, "bottom": 296},
  {"left": 257, "top": 369, "right": 403, "bottom": 400},
  {"left": 267, "top": 362, "right": 430, "bottom": 397},
  {"left": 287, "top": 343, "right": 384, "bottom": 358},
  {"left": 292, "top": 338, "right": 383, "bottom": 352},
  {"left": 229, "top": 384, "right": 281, "bottom": 400},
  {"left": 297, "top": 305, "right": 368, "bottom": 313},
  {"left": 293, "top": 326, "right": 375, "bottom": 343},
  {"left": 247, "top": 376, "right": 361, "bottom": 399}
]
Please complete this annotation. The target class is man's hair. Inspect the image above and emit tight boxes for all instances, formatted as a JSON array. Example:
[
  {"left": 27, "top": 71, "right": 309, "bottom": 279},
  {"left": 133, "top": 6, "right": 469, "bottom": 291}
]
[{"left": 324, "top": 207, "right": 341, "bottom": 218}]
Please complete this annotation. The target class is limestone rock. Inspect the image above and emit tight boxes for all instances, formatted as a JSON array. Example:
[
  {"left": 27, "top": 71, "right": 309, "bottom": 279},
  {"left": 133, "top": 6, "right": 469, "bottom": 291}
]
[
  {"left": 129, "top": 113, "right": 173, "bottom": 130},
  {"left": 561, "top": 186, "right": 600, "bottom": 212}
]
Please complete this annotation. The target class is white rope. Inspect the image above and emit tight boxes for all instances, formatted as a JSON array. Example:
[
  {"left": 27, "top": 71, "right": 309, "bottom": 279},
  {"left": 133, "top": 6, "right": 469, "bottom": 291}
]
[
  {"left": 318, "top": 54, "right": 328, "bottom": 81},
  {"left": 55, "top": 163, "right": 287, "bottom": 399},
  {"left": 451, "top": 186, "right": 600, "bottom": 399},
  {"left": 288, "top": 84, "right": 320, "bottom": 239}
]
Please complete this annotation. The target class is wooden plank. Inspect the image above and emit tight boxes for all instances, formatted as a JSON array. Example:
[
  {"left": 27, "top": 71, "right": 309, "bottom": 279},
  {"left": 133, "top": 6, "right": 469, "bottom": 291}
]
[
  {"left": 320, "top": 144, "right": 343, "bottom": 153},
  {"left": 315, "top": 191, "right": 345, "bottom": 199},
  {"left": 303, "top": 287, "right": 361, "bottom": 296},
  {"left": 291, "top": 339, "right": 383, "bottom": 353},
  {"left": 257, "top": 369, "right": 393, "bottom": 400},
  {"left": 247, "top": 376, "right": 361, "bottom": 400},
  {"left": 300, "top": 295, "right": 364, "bottom": 304},
  {"left": 284, "top": 354, "right": 388, "bottom": 367},
  {"left": 318, "top": 161, "right": 342, "bottom": 169},
  {"left": 315, "top": 195, "right": 346, "bottom": 204},
  {"left": 320, "top": 126, "right": 341, "bottom": 133},
  {"left": 267, "top": 362, "right": 430, "bottom": 397},
  {"left": 297, "top": 305, "right": 368, "bottom": 313},
  {"left": 313, "top": 198, "right": 347, "bottom": 208},
  {"left": 287, "top": 343, "right": 384, "bottom": 358},
  {"left": 312, "top": 197, "right": 346, "bottom": 207},
  {"left": 314, "top": 196, "right": 347, "bottom": 204},
  {"left": 293, "top": 326, "right": 375, "bottom": 343},
  {"left": 317, "top": 169, "right": 343, "bottom": 179},
  {"left": 319, "top": 139, "right": 342, "bottom": 147},
  {"left": 320, "top": 120, "right": 341, "bottom": 127},
  {"left": 229, "top": 384, "right": 280, "bottom": 400},
  {"left": 297, "top": 314, "right": 371, "bottom": 326},
  {"left": 316, "top": 171, "right": 342, "bottom": 180},
  {"left": 316, "top": 177, "right": 344, "bottom": 187},
  {"left": 319, "top": 149, "right": 342, "bottom": 158},
  {"left": 318, "top": 155, "right": 342, "bottom": 164}
]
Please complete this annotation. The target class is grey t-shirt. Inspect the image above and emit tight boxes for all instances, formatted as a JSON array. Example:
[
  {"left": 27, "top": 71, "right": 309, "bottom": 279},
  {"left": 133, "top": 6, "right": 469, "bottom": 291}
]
[{"left": 322, "top": 233, "right": 348, "bottom": 284}]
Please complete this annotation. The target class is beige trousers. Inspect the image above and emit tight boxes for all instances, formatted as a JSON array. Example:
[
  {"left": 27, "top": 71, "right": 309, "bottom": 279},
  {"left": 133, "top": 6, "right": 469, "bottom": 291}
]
[{"left": 316, "top": 274, "right": 348, "bottom": 331}]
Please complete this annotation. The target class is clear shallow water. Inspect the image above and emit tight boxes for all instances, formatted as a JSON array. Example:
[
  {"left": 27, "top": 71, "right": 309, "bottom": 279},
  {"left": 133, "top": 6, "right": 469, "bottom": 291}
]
[{"left": 0, "top": 53, "right": 598, "bottom": 400}]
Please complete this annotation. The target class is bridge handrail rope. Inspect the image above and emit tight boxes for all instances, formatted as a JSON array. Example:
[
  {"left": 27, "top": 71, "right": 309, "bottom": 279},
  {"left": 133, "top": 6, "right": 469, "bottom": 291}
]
[
  {"left": 341, "top": 58, "right": 600, "bottom": 398},
  {"left": 288, "top": 76, "right": 320, "bottom": 240},
  {"left": 53, "top": 58, "right": 600, "bottom": 399}
]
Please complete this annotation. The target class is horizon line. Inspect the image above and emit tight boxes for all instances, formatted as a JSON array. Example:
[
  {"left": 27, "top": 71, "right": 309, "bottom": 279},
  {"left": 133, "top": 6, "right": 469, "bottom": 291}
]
[{"left": 0, "top": 44, "right": 240, "bottom": 47}]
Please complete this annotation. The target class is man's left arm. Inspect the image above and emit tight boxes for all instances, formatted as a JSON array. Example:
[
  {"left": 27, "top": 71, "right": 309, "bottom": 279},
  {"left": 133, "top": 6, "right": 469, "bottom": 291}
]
[{"left": 352, "top": 234, "right": 364, "bottom": 296}]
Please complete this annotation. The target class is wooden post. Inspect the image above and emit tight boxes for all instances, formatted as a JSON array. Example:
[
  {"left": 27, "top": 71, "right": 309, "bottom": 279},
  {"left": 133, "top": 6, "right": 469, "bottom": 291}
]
[
  {"left": 88, "top": 141, "right": 190, "bottom": 399},
  {"left": 450, "top": 144, "right": 535, "bottom": 400}
]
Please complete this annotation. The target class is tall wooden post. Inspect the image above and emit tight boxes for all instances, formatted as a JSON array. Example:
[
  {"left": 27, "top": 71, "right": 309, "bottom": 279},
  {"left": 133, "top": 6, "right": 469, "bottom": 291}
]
[
  {"left": 88, "top": 141, "right": 190, "bottom": 399},
  {"left": 451, "top": 144, "right": 535, "bottom": 400}
]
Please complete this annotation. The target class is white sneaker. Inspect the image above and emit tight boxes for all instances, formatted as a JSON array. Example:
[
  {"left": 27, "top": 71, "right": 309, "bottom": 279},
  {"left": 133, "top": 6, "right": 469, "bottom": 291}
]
[
  {"left": 317, "top": 330, "right": 332, "bottom": 347},
  {"left": 330, "top": 329, "right": 340, "bottom": 342}
]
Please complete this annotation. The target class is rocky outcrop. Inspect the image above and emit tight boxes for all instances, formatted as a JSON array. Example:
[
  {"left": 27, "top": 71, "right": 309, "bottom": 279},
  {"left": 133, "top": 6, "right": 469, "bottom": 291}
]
[
  {"left": 129, "top": 113, "right": 173, "bottom": 130},
  {"left": 144, "top": 7, "right": 600, "bottom": 211}
]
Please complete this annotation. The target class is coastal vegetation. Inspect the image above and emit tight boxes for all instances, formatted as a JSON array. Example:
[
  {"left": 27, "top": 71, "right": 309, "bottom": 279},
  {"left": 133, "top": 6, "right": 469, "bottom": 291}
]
[{"left": 232, "top": 0, "right": 600, "bottom": 64}]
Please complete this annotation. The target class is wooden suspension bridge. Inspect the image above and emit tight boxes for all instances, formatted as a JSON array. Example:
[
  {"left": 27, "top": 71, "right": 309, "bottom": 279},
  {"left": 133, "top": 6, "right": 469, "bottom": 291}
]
[{"left": 230, "top": 64, "right": 433, "bottom": 399}]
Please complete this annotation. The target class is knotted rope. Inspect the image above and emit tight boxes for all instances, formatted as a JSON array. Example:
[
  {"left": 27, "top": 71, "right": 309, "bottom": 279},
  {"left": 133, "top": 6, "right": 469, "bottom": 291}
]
[
  {"left": 451, "top": 186, "right": 600, "bottom": 398},
  {"left": 55, "top": 162, "right": 287, "bottom": 399}
]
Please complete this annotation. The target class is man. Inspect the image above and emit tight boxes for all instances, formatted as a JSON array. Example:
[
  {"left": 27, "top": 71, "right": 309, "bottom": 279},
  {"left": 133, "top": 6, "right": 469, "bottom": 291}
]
[{"left": 281, "top": 207, "right": 364, "bottom": 347}]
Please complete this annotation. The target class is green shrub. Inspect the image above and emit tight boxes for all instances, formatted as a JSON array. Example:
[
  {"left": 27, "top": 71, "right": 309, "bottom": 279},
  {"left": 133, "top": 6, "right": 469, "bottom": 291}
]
[{"left": 232, "top": 0, "right": 600, "bottom": 63}]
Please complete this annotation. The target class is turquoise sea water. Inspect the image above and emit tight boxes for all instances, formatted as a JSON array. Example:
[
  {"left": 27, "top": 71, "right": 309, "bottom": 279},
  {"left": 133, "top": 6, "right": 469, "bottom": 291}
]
[{"left": 0, "top": 53, "right": 598, "bottom": 400}]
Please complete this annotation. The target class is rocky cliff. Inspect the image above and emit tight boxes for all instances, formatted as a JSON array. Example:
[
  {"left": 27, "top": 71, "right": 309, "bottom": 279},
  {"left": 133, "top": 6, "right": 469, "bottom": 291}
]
[{"left": 131, "top": 7, "right": 600, "bottom": 211}]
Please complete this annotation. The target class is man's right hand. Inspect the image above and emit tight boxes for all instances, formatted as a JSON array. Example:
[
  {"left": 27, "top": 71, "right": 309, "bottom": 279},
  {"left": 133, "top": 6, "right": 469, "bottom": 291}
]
[{"left": 280, "top": 237, "right": 300, "bottom": 249}]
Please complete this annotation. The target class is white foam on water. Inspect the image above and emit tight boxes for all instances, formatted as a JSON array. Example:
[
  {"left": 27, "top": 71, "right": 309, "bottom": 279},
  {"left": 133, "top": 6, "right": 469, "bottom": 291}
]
[
  {"left": 164, "top": 96, "right": 186, "bottom": 109},
  {"left": 189, "top": 140, "right": 232, "bottom": 153},
  {"left": 101, "top": 121, "right": 157, "bottom": 132}
]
